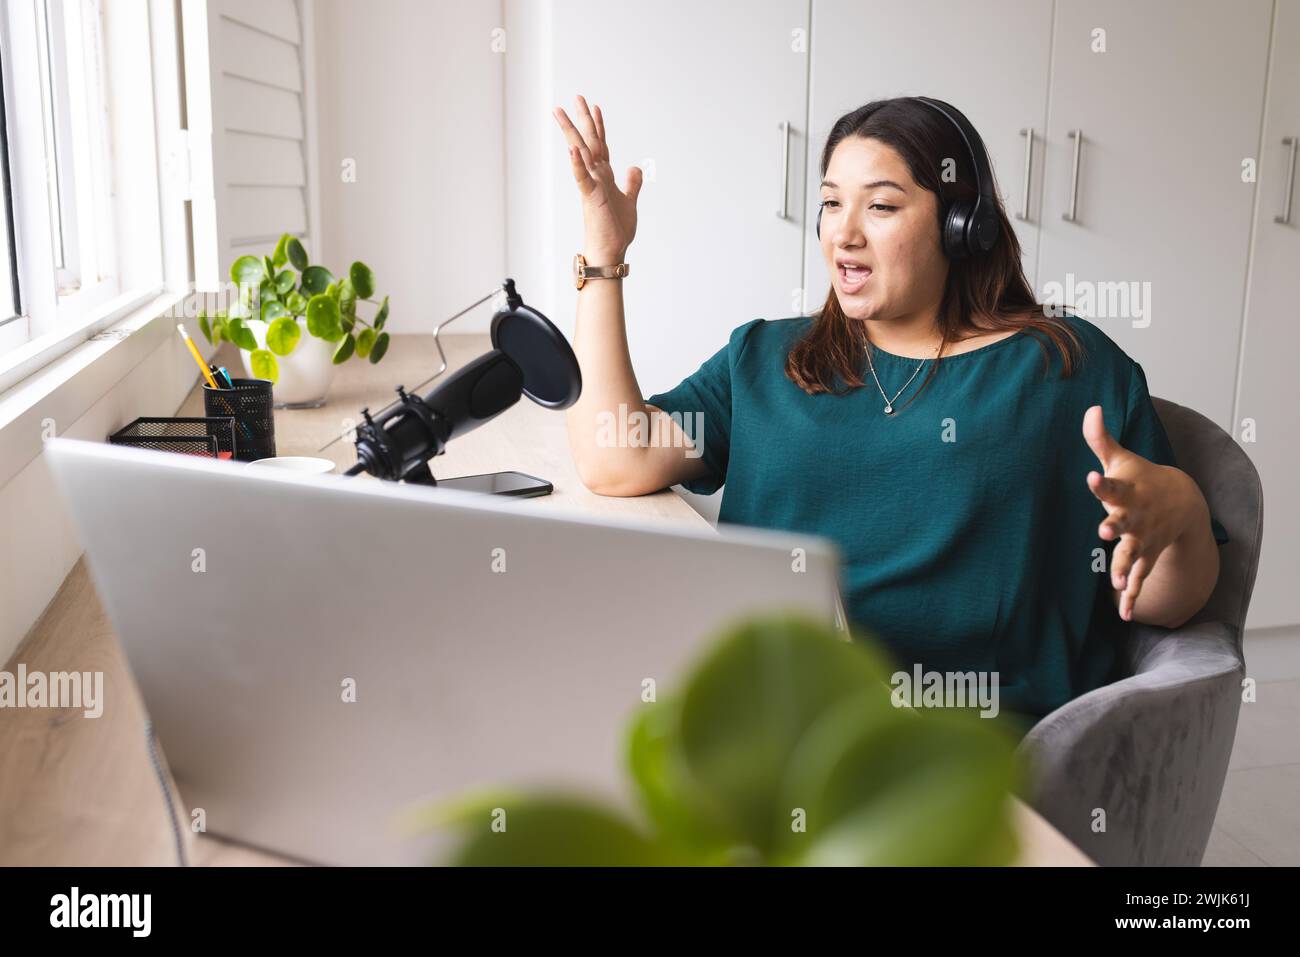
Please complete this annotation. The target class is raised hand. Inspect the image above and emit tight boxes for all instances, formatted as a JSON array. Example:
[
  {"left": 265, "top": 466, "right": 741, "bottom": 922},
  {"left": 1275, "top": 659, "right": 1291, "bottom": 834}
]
[
  {"left": 1082, "top": 404, "right": 1205, "bottom": 621},
  {"left": 552, "top": 95, "right": 643, "bottom": 260}
]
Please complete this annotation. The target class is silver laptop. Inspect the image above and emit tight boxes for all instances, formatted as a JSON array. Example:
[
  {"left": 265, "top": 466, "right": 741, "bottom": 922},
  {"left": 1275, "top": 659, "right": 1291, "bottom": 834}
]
[{"left": 45, "top": 438, "right": 845, "bottom": 865}]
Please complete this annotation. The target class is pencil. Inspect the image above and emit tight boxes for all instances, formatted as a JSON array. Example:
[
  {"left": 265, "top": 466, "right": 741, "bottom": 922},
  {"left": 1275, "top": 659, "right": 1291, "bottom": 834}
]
[{"left": 177, "top": 324, "right": 219, "bottom": 389}]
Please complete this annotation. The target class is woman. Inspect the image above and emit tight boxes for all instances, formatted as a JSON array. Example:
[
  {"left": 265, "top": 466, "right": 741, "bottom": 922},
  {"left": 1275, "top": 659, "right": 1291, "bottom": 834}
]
[{"left": 553, "top": 94, "right": 1226, "bottom": 729}]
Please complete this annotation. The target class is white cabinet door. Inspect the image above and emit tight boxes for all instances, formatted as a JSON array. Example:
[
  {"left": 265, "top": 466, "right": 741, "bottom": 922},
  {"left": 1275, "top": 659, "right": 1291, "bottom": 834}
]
[
  {"left": 1236, "top": 0, "right": 1300, "bottom": 629},
  {"left": 1035, "top": 0, "right": 1273, "bottom": 431},
  {"left": 507, "top": 0, "right": 810, "bottom": 395},
  {"left": 803, "top": 0, "right": 1053, "bottom": 312}
]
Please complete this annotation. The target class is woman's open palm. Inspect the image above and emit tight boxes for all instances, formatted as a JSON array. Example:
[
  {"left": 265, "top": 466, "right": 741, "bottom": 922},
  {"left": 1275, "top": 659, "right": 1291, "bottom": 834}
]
[{"left": 553, "top": 95, "right": 642, "bottom": 256}]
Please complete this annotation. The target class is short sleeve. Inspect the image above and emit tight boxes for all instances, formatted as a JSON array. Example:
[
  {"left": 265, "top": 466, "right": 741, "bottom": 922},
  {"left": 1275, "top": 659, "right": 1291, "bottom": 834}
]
[
  {"left": 1123, "top": 361, "right": 1230, "bottom": 546},
  {"left": 643, "top": 319, "right": 762, "bottom": 496}
]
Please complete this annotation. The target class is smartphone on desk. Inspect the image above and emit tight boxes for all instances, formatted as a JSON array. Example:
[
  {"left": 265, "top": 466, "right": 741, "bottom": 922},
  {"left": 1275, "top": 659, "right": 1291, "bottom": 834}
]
[{"left": 436, "top": 470, "right": 553, "bottom": 498}]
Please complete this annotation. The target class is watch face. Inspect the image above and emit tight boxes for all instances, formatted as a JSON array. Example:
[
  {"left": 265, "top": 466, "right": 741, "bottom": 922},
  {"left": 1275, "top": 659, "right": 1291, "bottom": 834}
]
[{"left": 573, "top": 253, "right": 585, "bottom": 289}]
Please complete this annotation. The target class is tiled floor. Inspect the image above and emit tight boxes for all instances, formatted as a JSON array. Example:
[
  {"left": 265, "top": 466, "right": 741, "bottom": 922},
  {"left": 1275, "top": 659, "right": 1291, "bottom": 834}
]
[{"left": 1203, "top": 626, "right": 1300, "bottom": 866}]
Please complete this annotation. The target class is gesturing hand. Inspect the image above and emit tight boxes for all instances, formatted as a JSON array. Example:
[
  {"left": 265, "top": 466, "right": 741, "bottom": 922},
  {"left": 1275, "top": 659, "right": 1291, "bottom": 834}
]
[
  {"left": 552, "top": 95, "right": 643, "bottom": 259},
  {"left": 1082, "top": 404, "right": 1203, "bottom": 622}
]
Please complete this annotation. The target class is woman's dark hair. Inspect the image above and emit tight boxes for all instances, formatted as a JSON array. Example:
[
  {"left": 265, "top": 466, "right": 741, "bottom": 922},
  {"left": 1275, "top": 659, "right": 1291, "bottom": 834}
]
[{"left": 785, "top": 97, "right": 1082, "bottom": 404}]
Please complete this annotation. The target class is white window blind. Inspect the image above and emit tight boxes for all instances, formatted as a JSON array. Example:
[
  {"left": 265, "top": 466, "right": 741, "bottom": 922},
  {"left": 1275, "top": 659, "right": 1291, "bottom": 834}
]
[{"left": 183, "top": 0, "right": 318, "bottom": 291}]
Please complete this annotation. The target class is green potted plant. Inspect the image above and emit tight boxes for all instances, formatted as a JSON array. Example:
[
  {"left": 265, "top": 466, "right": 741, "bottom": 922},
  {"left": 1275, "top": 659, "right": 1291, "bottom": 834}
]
[
  {"left": 198, "top": 233, "right": 391, "bottom": 408},
  {"left": 411, "top": 613, "right": 1026, "bottom": 866}
]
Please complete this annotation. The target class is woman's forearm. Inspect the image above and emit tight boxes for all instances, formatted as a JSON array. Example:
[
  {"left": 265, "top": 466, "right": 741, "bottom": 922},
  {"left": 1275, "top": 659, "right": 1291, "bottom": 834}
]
[
  {"left": 1122, "top": 478, "right": 1220, "bottom": 629},
  {"left": 564, "top": 245, "right": 651, "bottom": 489}
]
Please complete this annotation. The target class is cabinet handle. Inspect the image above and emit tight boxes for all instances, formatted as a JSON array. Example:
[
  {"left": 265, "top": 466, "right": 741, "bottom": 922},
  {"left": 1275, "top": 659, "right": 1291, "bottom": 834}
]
[
  {"left": 777, "top": 121, "right": 790, "bottom": 220},
  {"left": 1062, "top": 129, "right": 1083, "bottom": 223},
  {"left": 1275, "top": 136, "right": 1297, "bottom": 225},
  {"left": 1017, "top": 127, "right": 1034, "bottom": 222}
]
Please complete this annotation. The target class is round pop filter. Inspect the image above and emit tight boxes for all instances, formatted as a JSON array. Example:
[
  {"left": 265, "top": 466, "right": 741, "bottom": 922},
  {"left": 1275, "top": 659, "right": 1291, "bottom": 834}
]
[{"left": 489, "top": 283, "right": 582, "bottom": 409}]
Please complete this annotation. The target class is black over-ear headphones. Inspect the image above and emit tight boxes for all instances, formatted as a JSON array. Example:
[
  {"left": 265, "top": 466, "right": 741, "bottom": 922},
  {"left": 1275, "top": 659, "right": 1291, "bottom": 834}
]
[{"left": 816, "top": 96, "right": 1000, "bottom": 260}]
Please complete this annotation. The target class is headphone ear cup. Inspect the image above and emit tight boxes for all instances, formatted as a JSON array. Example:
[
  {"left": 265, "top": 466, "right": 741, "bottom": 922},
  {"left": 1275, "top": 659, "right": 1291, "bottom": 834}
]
[
  {"left": 943, "top": 199, "right": 1000, "bottom": 258},
  {"left": 943, "top": 202, "right": 972, "bottom": 259},
  {"left": 969, "top": 201, "right": 1000, "bottom": 254}
]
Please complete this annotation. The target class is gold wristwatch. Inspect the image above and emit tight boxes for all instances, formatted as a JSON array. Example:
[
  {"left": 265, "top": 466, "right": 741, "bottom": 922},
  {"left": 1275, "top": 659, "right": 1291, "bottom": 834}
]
[{"left": 573, "top": 253, "right": 629, "bottom": 290}]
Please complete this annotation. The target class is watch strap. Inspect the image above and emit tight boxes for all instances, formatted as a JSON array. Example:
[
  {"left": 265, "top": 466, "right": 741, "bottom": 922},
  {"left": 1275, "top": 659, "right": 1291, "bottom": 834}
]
[
  {"left": 574, "top": 253, "right": 629, "bottom": 288},
  {"left": 579, "top": 262, "right": 629, "bottom": 280}
]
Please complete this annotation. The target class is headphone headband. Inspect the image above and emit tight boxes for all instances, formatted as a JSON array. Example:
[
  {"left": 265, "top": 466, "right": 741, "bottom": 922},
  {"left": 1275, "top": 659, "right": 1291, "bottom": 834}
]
[{"left": 911, "top": 96, "right": 996, "bottom": 209}]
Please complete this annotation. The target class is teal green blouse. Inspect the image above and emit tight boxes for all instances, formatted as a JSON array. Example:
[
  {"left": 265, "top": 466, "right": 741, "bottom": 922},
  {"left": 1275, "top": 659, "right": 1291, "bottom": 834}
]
[{"left": 645, "top": 314, "right": 1228, "bottom": 727}]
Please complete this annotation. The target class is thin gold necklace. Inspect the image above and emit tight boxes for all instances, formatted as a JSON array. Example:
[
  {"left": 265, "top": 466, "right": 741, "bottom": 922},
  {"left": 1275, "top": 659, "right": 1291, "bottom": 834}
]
[{"left": 864, "top": 339, "right": 942, "bottom": 414}]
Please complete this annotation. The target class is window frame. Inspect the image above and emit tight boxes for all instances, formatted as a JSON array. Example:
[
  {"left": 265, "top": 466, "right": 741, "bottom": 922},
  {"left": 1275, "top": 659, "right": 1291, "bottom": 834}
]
[
  {"left": 37, "top": 0, "right": 120, "bottom": 307},
  {"left": 0, "top": 20, "right": 23, "bottom": 344},
  {"left": 0, "top": 0, "right": 177, "bottom": 390}
]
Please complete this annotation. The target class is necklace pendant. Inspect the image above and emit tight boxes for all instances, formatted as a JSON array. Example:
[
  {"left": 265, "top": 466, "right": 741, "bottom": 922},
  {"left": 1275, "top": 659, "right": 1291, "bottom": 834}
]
[{"left": 883, "top": 403, "right": 894, "bottom": 415}]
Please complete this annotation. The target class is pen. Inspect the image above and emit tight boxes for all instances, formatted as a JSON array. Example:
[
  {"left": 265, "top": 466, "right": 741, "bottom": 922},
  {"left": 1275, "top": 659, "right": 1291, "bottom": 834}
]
[
  {"left": 208, "top": 363, "right": 252, "bottom": 446},
  {"left": 178, "top": 324, "right": 219, "bottom": 389}
]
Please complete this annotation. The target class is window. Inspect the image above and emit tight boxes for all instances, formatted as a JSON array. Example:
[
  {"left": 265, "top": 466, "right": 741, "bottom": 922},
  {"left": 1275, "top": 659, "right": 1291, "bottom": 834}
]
[
  {"left": 0, "top": 40, "right": 19, "bottom": 329},
  {"left": 35, "top": 0, "right": 117, "bottom": 303},
  {"left": 0, "top": 0, "right": 166, "bottom": 369}
]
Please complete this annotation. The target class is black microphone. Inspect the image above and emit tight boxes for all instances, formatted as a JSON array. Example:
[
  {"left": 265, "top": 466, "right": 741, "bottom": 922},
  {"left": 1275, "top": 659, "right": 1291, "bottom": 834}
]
[{"left": 346, "top": 280, "right": 580, "bottom": 483}]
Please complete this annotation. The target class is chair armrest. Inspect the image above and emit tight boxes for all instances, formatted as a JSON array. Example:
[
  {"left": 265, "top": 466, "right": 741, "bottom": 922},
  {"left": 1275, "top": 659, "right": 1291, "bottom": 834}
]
[
  {"left": 1014, "top": 619, "right": 1244, "bottom": 866},
  {"left": 1122, "top": 618, "right": 1244, "bottom": 685}
]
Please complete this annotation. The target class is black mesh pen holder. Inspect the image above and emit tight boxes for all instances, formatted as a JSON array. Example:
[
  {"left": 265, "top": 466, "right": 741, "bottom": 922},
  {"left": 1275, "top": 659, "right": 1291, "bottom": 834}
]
[
  {"left": 203, "top": 378, "right": 276, "bottom": 462},
  {"left": 109, "top": 416, "right": 238, "bottom": 459}
]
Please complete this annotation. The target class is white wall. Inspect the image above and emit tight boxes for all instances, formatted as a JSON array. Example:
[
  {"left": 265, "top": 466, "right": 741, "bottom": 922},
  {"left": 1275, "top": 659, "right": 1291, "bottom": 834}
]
[
  {"left": 502, "top": 0, "right": 558, "bottom": 326},
  {"left": 313, "top": 0, "right": 507, "bottom": 335},
  {"left": 0, "top": 335, "right": 210, "bottom": 662}
]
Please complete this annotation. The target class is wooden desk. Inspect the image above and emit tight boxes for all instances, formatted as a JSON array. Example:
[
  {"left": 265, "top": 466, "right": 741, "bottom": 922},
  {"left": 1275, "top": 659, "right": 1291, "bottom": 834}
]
[{"left": 0, "top": 334, "right": 1091, "bottom": 867}]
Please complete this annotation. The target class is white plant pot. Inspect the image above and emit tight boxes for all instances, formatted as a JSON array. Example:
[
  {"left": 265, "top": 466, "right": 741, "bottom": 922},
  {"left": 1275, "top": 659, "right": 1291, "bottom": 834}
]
[{"left": 242, "top": 317, "right": 338, "bottom": 408}]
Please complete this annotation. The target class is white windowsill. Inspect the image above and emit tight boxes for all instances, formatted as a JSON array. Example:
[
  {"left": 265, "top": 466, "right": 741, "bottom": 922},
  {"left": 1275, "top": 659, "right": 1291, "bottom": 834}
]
[
  {"left": 0, "top": 288, "right": 196, "bottom": 490},
  {"left": 0, "top": 284, "right": 167, "bottom": 395}
]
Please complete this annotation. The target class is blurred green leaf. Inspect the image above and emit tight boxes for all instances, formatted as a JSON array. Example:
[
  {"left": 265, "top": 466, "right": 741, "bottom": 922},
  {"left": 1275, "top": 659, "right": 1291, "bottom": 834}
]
[
  {"left": 287, "top": 236, "right": 308, "bottom": 271},
  {"left": 274, "top": 269, "right": 296, "bottom": 295},
  {"left": 368, "top": 330, "right": 390, "bottom": 363},
  {"left": 225, "top": 316, "right": 258, "bottom": 352},
  {"left": 300, "top": 265, "right": 334, "bottom": 296},
  {"left": 285, "top": 291, "right": 308, "bottom": 315},
  {"left": 444, "top": 796, "right": 688, "bottom": 867},
  {"left": 198, "top": 313, "right": 213, "bottom": 345},
  {"left": 250, "top": 349, "right": 279, "bottom": 383},
  {"left": 230, "top": 255, "right": 264, "bottom": 287},
  {"left": 400, "top": 787, "right": 527, "bottom": 835},
  {"left": 262, "top": 255, "right": 276, "bottom": 279},
  {"left": 355, "top": 327, "right": 377, "bottom": 358},
  {"left": 261, "top": 299, "right": 290, "bottom": 323},
  {"left": 332, "top": 333, "right": 355, "bottom": 364},
  {"left": 625, "top": 701, "right": 733, "bottom": 862},
  {"left": 266, "top": 316, "right": 301, "bottom": 356},
  {"left": 306, "top": 294, "right": 343, "bottom": 341},
  {"left": 673, "top": 614, "right": 897, "bottom": 855},
  {"left": 374, "top": 295, "right": 389, "bottom": 330},
  {"left": 350, "top": 261, "right": 376, "bottom": 299},
  {"left": 781, "top": 701, "right": 1021, "bottom": 866}
]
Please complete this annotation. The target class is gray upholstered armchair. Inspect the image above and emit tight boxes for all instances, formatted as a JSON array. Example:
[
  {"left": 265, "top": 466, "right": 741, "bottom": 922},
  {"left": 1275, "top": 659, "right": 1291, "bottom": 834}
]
[{"left": 1017, "top": 397, "right": 1264, "bottom": 866}]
